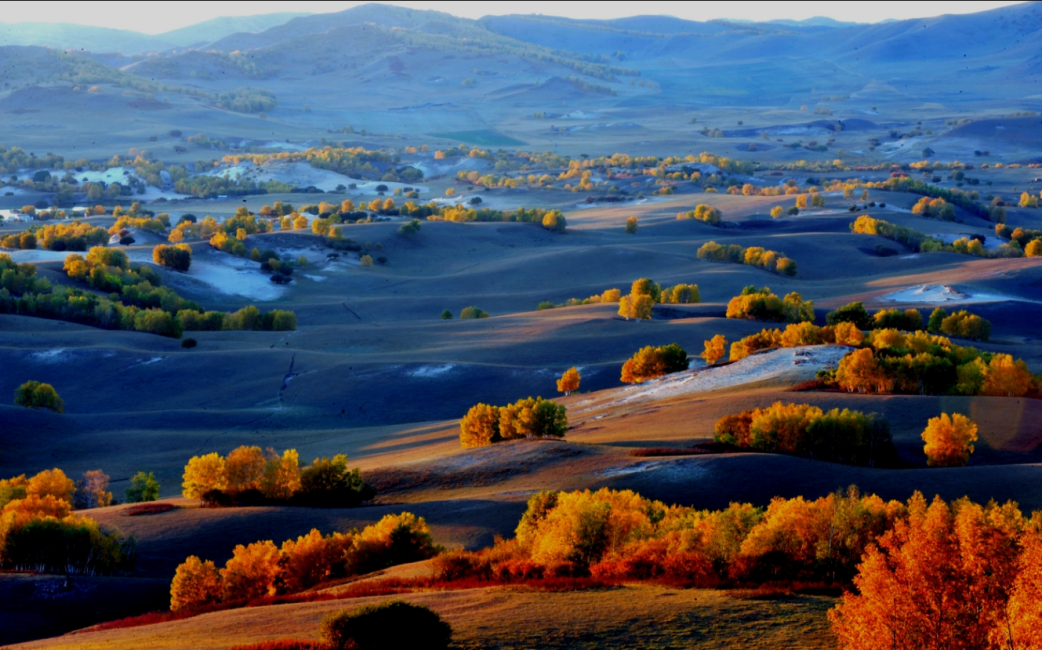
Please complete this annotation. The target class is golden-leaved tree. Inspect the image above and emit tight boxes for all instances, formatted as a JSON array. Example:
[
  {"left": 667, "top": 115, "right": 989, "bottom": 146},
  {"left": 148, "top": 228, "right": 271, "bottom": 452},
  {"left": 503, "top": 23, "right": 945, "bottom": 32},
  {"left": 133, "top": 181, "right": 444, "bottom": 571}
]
[
  {"left": 701, "top": 335, "right": 727, "bottom": 365},
  {"left": 556, "top": 367, "right": 581, "bottom": 395},
  {"left": 170, "top": 556, "right": 222, "bottom": 612},
  {"left": 921, "top": 413, "right": 977, "bottom": 467}
]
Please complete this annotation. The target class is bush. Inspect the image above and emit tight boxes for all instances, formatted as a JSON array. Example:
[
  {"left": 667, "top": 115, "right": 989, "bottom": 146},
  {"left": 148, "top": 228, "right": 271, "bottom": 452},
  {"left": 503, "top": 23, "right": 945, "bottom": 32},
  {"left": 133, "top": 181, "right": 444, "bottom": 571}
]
[
  {"left": 182, "top": 338, "right": 198, "bottom": 348},
  {"left": 398, "top": 219, "right": 421, "bottom": 236},
  {"left": 321, "top": 600, "right": 452, "bottom": 650},
  {"left": 439, "top": 309, "right": 452, "bottom": 319},
  {"left": 13, "top": 380, "right": 64, "bottom": 413},
  {"left": 541, "top": 210, "right": 566, "bottom": 233},
  {"left": 460, "top": 306, "right": 489, "bottom": 319}
]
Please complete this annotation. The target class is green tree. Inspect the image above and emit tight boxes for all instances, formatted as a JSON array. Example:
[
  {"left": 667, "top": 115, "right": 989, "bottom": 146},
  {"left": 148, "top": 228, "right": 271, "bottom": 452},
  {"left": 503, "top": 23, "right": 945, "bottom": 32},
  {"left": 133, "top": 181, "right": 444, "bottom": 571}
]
[
  {"left": 298, "top": 455, "right": 375, "bottom": 507},
  {"left": 125, "top": 471, "right": 161, "bottom": 503},
  {"left": 826, "top": 302, "right": 872, "bottom": 329},
  {"left": 14, "top": 381, "right": 64, "bottom": 413},
  {"left": 927, "top": 307, "right": 947, "bottom": 333}
]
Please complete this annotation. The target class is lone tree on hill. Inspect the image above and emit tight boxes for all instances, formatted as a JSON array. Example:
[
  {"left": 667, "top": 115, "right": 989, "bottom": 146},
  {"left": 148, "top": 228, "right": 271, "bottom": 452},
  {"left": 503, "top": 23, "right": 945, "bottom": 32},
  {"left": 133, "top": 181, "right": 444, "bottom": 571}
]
[
  {"left": 14, "top": 381, "right": 64, "bottom": 413},
  {"left": 126, "top": 471, "right": 161, "bottom": 503},
  {"left": 557, "top": 367, "right": 581, "bottom": 395},
  {"left": 624, "top": 216, "right": 638, "bottom": 234},
  {"left": 921, "top": 413, "right": 977, "bottom": 467},
  {"left": 701, "top": 334, "right": 727, "bottom": 366}
]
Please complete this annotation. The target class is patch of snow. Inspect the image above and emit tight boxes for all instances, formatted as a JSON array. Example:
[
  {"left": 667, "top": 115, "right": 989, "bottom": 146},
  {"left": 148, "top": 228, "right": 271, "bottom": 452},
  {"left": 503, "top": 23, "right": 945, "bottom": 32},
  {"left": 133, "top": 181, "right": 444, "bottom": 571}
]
[
  {"left": 303, "top": 274, "right": 327, "bottom": 282},
  {"left": 408, "top": 364, "right": 455, "bottom": 378},
  {"left": 27, "top": 349, "right": 65, "bottom": 363},
  {"left": 127, "top": 357, "right": 165, "bottom": 368},
  {"left": 3, "top": 249, "right": 76, "bottom": 263},
  {"left": 600, "top": 345, "right": 852, "bottom": 406},
  {"left": 882, "top": 284, "right": 1010, "bottom": 304},
  {"left": 126, "top": 249, "right": 286, "bottom": 301},
  {"left": 206, "top": 160, "right": 428, "bottom": 195}
]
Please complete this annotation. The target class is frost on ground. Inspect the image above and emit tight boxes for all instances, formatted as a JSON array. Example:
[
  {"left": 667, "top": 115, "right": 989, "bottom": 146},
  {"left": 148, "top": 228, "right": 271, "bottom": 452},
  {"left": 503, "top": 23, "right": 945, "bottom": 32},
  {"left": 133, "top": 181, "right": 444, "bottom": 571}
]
[
  {"left": 207, "top": 160, "right": 427, "bottom": 195},
  {"left": 882, "top": 284, "right": 1010, "bottom": 304},
  {"left": 126, "top": 249, "right": 286, "bottom": 301},
  {"left": 581, "top": 345, "right": 852, "bottom": 409}
]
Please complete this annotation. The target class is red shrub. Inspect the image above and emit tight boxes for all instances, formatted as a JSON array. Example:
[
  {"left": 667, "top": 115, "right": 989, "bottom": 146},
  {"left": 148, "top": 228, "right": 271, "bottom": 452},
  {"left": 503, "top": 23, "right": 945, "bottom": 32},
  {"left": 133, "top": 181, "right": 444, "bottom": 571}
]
[
  {"left": 125, "top": 503, "right": 177, "bottom": 516},
  {"left": 227, "top": 641, "right": 328, "bottom": 650}
]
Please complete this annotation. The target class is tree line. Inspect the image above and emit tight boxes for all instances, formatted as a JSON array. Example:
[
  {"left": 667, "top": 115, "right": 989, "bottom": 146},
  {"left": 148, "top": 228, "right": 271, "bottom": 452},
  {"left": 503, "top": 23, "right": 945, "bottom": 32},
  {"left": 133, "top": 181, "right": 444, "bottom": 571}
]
[{"left": 698, "top": 242, "right": 798, "bottom": 276}]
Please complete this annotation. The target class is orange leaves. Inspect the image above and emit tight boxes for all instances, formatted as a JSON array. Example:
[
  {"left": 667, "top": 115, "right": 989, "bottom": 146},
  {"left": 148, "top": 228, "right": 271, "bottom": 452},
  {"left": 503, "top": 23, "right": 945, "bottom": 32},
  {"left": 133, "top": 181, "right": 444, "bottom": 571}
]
[
  {"left": 830, "top": 494, "right": 1027, "bottom": 650},
  {"left": 979, "top": 354, "right": 1034, "bottom": 397},
  {"left": 170, "top": 556, "right": 222, "bottom": 612},
  {"left": 26, "top": 468, "right": 75, "bottom": 503},
  {"left": 836, "top": 348, "right": 894, "bottom": 394},
  {"left": 700, "top": 334, "right": 727, "bottom": 366},
  {"left": 921, "top": 413, "right": 978, "bottom": 467},
  {"left": 221, "top": 540, "right": 281, "bottom": 602},
  {"left": 556, "top": 367, "right": 581, "bottom": 395}
]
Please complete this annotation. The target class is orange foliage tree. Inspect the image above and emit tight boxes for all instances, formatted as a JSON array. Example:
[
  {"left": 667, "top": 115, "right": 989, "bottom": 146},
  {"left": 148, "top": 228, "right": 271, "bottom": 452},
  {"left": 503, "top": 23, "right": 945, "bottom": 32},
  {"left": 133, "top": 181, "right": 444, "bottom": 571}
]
[
  {"left": 829, "top": 494, "right": 1025, "bottom": 649},
  {"left": 921, "top": 413, "right": 978, "bottom": 467},
  {"left": 170, "top": 556, "right": 222, "bottom": 612},
  {"left": 221, "top": 540, "right": 281, "bottom": 602},
  {"left": 556, "top": 367, "right": 581, "bottom": 395},
  {"left": 701, "top": 334, "right": 727, "bottom": 366},
  {"left": 27, "top": 468, "right": 75, "bottom": 503}
]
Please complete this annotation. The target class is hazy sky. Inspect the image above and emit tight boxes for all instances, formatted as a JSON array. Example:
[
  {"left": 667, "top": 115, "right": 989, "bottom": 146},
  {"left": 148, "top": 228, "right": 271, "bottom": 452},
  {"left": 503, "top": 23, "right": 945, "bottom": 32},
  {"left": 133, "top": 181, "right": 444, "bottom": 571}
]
[{"left": 1, "top": 1, "right": 1027, "bottom": 34}]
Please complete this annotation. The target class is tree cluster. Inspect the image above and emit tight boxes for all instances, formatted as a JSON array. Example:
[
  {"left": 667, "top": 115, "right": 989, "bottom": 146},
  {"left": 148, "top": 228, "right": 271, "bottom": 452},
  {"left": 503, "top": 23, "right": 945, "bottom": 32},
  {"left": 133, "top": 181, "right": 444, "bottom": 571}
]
[
  {"left": 459, "top": 397, "right": 568, "bottom": 448},
  {"left": 725, "top": 286, "right": 813, "bottom": 323},
  {"left": 618, "top": 278, "right": 700, "bottom": 320},
  {"left": 714, "top": 402, "right": 896, "bottom": 466},
  {"left": 1, "top": 221, "right": 109, "bottom": 251},
  {"left": 0, "top": 468, "right": 134, "bottom": 575},
  {"left": 182, "top": 448, "right": 374, "bottom": 508},
  {"left": 620, "top": 343, "right": 689, "bottom": 384},
  {"left": 677, "top": 204, "right": 722, "bottom": 225},
  {"left": 911, "top": 196, "right": 956, "bottom": 221},
  {"left": 13, "top": 380, "right": 63, "bottom": 413},
  {"left": 170, "top": 512, "right": 438, "bottom": 612},
  {"left": 698, "top": 242, "right": 797, "bottom": 276}
]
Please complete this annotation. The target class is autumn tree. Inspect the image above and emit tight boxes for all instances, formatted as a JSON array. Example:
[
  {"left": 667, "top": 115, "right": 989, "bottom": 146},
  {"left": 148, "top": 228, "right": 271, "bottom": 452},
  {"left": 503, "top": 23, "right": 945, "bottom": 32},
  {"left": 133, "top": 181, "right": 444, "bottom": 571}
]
[
  {"left": 541, "top": 210, "right": 566, "bottom": 233},
  {"left": 621, "top": 344, "right": 689, "bottom": 383},
  {"left": 701, "top": 334, "right": 727, "bottom": 365},
  {"left": 152, "top": 243, "right": 192, "bottom": 272},
  {"left": 979, "top": 353, "right": 1034, "bottom": 397},
  {"left": 557, "top": 367, "right": 581, "bottom": 395},
  {"left": 624, "top": 216, "right": 638, "bottom": 234},
  {"left": 221, "top": 540, "right": 281, "bottom": 602},
  {"left": 182, "top": 452, "right": 226, "bottom": 499},
  {"left": 829, "top": 493, "right": 1023, "bottom": 650},
  {"left": 770, "top": 206, "right": 783, "bottom": 219},
  {"left": 260, "top": 449, "right": 300, "bottom": 500},
  {"left": 14, "top": 381, "right": 64, "bottom": 413},
  {"left": 281, "top": 528, "right": 352, "bottom": 593},
  {"left": 995, "top": 532, "right": 1042, "bottom": 649},
  {"left": 27, "top": 468, "right": 76, "bottom": 503},
  {"left": 921, "top": 413, "right": 978, "bottom": 467},
  {"left": 836, "top": 348, "right": 892, "bottom": 394},
  {"left": 170, "top": 556, "right": 223, "bottom": 612},
  {"left": 75, "top": 470, "right": 112, "bottom": 509}
]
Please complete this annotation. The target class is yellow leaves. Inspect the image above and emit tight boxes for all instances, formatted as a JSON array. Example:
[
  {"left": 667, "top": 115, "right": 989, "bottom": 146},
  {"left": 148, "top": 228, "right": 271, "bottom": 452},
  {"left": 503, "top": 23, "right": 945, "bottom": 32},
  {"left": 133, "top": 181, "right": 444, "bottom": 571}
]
[
  {"left": 170, "top": 556, "right": 222, "bottom": 612},
  {"left": 182, "top": 452, "right": 226, "bottom": 499},
  {"left": 618, "top": 293, "right": 653, "bottom": 320},
  {"left": 221, "top": 540, "right": 280, "bottom": 602},
  {"left": 27, "top": 468, "right": 75, "bottom": 503},
  {"left": 556, "top": 367, "right": 581, "bottom": 395},
  {"left": 460, "top": 403, "right": 501, "bottom": 448},
  {"left": 261, "top": 449, "right": 300, "bottom": 500},
  {"left": 701, "top": 334, "right": 727, "bottom": 366},
  {"left": 980, "top": 354, "right": 1034, "bottom": 397},
  {"left": 836, "top": 348, "right": 893, "bottom": 394},
  {"left": 224, "top": 446, "right": 266, "bottom": 495},
  {"left": 921, "top": 413, "right": 978, "bottom": 467}
]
